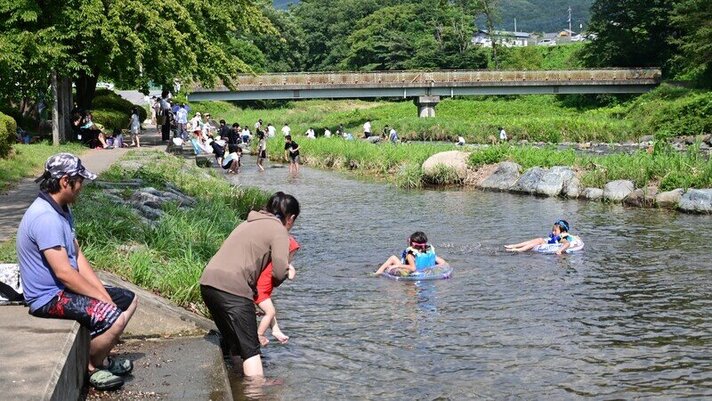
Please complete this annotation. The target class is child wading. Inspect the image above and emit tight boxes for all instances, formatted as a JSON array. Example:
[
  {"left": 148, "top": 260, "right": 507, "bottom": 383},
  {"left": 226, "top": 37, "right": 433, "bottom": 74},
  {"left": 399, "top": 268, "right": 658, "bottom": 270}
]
[
  {"left": 374, "top": 231, "right": 447, "bottom": 275},
  {"left": 505, "top": 219, "right": 575, "bottom": 255},
  {"left": 257, "top": 131, "right": 267, "bottom": 172},
  {"left": 255, "top": 236, "right": 300, "bottom": 346},
  {"left": 284, "top": 135, "right": 300, "bottom": 173}
]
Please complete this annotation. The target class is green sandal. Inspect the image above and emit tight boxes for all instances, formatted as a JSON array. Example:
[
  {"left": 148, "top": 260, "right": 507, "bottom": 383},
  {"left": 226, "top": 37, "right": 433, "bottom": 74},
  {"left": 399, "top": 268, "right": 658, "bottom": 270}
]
[
  {"left": 105, "top": 356, "right": 133, "bottom": 376},
  {"left": 88, "top": 369, "right": 124, "bottom": 391}
]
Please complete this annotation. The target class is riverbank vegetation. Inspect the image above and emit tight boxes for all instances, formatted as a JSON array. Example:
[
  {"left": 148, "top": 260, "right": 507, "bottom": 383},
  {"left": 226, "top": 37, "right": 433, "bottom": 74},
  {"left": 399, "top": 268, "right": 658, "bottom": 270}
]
[
  {"left": 192, "top": 84, "right": 709, "bottom": 144},
  {"left": 469, "top": 143, "right": 712, "bottom": 191},
  {"left": 0, "top": 142, "right": 86, "bottom": 192},
  {"left": 73, "top": 151, "right": 266, "bottom": 311}
]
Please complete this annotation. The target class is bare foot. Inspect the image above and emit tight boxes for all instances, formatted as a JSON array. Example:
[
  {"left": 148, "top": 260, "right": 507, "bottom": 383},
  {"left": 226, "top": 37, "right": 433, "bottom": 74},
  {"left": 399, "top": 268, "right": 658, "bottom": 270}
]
[
  {"left": 272, "top": 331, "right": 289, "bottom": 344},
  {"left": 259, "top": 335, "right": 269, "bottom": 346},
  {"left": 505, "top": 248, "right": 520, "bottom": 252}
]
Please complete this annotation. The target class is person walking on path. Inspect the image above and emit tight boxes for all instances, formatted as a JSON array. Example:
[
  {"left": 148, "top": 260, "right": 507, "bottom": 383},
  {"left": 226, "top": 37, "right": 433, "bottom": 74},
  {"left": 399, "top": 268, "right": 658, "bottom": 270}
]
[
  {"left": 159, "top": 91, "right": 172, "bottom": 141},
  {"left": 200, "top": 192, "right": 300, "bottom": 377},
  {"left": 176, "top": 104, "right": 188, "bottom": 140},
  {"left": 15, "top": 153, "right": 138, "bottom": 391}
]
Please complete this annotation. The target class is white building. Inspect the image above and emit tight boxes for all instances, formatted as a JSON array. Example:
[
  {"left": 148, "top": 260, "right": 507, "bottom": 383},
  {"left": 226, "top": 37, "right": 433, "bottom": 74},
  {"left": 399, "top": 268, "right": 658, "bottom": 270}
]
[{"left": 472, "top": 30, "right": 534, "bottom": 48}]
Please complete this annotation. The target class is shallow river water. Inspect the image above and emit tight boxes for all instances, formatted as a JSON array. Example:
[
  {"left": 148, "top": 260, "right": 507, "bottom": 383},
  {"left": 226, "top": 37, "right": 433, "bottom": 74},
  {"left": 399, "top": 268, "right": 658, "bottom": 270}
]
[{"left": 225, "top": 157, "right": 712, "bottom": 400}]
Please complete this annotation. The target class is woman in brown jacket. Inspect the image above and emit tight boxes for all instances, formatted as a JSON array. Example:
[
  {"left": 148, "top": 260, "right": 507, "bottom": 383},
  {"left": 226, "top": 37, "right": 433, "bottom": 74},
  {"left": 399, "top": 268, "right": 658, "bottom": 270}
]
[{"left": 200, "top": 191, "right": 300, "bottom": 377}]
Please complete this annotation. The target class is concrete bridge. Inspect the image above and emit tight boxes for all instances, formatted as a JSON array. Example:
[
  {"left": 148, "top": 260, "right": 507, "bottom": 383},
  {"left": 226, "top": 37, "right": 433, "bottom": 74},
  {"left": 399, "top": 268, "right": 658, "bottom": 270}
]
[{"left": 188, "top": 68, "right": 661, "bottom": 117}]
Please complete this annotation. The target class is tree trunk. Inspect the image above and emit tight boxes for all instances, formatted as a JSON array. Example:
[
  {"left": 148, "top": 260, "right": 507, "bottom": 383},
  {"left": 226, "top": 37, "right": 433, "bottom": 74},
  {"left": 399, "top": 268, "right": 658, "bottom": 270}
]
[{"left": 74, "top": 70, "right": 100, "bottom": 110}]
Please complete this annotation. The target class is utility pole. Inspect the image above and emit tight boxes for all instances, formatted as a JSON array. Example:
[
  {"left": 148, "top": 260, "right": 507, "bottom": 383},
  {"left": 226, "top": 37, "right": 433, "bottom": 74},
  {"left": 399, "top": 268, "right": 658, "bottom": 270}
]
[
  {"left": 514, "top": 18, "right": 517, "bottom": 32},
  {"left": 568, "top": 6, "right": 572, "bottom": 33}
]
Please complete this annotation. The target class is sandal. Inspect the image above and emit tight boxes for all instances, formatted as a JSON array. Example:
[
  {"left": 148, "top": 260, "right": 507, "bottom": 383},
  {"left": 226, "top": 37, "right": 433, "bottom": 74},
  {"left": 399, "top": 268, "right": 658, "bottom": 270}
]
[
  {"left": 105, "top": 356, "right": 133, "bottom": 376},
  {"left": 88, "top": 369, "right": 124, "bottom": 391}
]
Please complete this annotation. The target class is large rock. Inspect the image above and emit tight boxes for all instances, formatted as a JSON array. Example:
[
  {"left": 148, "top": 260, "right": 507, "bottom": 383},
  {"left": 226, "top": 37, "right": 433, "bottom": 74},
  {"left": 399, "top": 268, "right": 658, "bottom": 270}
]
[
  {"left": 655, "top": 188, "right": 684, "bottom": 208},
  {"left": 563, "top": 175, "right": 581, "bottom": 198},
  {"left": 678, "top": 189, "right": 712, "bottom": 213},
  {"left": 422, "top": 151, "right": 470, "bottom": 180},
  {"left": 603, "top": 180, "right": 635, "bottom": 202},
  {"left": 582, "top": 187, "right": 603, "bottom": 200},
  {"left": 478, "top": 162, "right": 521, "bottom": 191},
  {"left": 625, "top": 186, "right": 657, "bottom": 208},
  {"left": 537, "top": 166, "right": 576, "bottom": 197},
  {"left": 512, "top": 167, "right": 545, "bottom": 194}
]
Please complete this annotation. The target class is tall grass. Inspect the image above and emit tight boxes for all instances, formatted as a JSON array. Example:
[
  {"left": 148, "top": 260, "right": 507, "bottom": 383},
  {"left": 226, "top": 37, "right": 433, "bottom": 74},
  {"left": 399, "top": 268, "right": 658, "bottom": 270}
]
[
  {"left": 73, "top": 151, "right": 268, "bottom": 311},
  {"left": 0, "top": 142, "right": 87, "bottom": 191},
  {"left": 468, "top": 143, "right": 712, "bottom": 191},
  {"left": 267, "top": 136, "right": 454, "bottom": 179}
]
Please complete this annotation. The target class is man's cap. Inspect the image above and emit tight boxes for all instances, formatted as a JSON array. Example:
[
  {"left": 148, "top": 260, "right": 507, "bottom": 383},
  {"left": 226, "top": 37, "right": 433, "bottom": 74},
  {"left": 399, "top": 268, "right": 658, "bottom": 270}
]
[{"left": 35, "top": 153, "right": 97, "bottom": 182}]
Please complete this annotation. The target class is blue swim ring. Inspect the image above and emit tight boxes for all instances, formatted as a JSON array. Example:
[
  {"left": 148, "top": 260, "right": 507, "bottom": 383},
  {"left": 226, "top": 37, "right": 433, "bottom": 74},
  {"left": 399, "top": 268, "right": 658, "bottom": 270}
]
[
  {"left": 533, "top": 236, "right": 584, "bottom": 254},
  {"left": 383, "top": 264, "right": 453, "bottom": 281}
]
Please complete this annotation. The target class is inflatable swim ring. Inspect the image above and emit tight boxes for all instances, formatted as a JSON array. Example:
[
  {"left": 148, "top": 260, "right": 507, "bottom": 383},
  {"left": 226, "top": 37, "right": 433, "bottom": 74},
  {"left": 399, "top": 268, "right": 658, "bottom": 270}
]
[
  {"left": 533, "top": 236, "right": 584, "bottom": 254},
  {"left": 383, "top": 265, "right": 453, "bottom": 281}
]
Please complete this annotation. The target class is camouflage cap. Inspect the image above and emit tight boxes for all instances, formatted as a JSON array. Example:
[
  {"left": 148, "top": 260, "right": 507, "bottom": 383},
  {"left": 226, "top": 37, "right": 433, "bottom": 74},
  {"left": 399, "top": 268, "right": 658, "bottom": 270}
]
[{"left": 35, "top": 153, "right": 97, "bottom": 182}]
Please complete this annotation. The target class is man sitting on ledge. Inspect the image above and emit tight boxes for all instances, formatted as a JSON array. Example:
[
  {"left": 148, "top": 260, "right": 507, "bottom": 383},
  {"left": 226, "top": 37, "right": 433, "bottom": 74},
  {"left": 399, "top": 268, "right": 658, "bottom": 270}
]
[{"left": 16, "top": 153, "right": 138, "bottom": 391}]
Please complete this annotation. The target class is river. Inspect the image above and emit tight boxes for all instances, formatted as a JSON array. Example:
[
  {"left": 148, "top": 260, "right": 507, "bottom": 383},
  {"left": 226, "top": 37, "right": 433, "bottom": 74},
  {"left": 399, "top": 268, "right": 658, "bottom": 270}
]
[{"left": 225, "top": 157, "right": 712, "bottom": 400}]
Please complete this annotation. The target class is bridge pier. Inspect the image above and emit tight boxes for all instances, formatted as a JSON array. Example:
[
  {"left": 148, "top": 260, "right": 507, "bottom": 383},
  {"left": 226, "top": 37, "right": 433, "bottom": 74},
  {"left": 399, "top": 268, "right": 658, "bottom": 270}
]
[{"left": 415, "top": 95, "right": 440, "bottom": 118}]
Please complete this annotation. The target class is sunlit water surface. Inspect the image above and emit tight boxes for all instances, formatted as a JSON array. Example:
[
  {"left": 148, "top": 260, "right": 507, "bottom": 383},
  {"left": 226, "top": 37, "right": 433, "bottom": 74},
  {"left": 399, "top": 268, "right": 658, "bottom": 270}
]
[{"left": 224, "top": 157, "right": 712, "bottom": 400}]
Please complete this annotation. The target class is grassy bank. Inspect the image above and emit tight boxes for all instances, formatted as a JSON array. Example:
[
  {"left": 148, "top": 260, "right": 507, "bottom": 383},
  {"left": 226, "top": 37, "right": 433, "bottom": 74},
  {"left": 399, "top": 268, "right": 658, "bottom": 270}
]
[
  {"left": 266, "top": 136, "right": 455, "bottom": 188},
  {"left": 190, "top": 84, "right": 710, "bottom": 144},
  {"left": 469, "top": 143, "right": 712, "bottom": 191},
  {"left": 66, "top": 151, "right": 265, "bottom": 312},
  {"left": 263, "top": 133, "right": 711, "bottom": 191},
  {"left": 0, "top": 142, "right": 87, "bottom": 192}
]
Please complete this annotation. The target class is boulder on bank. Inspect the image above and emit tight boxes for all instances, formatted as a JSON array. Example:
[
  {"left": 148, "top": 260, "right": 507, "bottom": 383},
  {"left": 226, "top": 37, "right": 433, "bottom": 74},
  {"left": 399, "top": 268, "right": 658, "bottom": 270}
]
[
  {"left": 678, "top": 189, "right": 712, "bottom": 213},
  {"left": 478, "top": 162, "right": 521, "bottom": 191},
  {"left": 538, "top": 166, "right": 577, "bottom": 197},
  {"left": 563, "top": 175, "right": 581, "bottom": 198},
  {"left": 603, "top": 180, "right": 635, "bottom": 202},
  {"left": 422, "top": 151, "right": 470, "bottom": 180},
  {"left": 512, "top": 167, "right": 545, "bottom": 194},
  {"left": 582, "top": 187, "right": 603, "bottom": 200},
  {"left": 655, "top": 188, "right": 684, "bottom": 208}
]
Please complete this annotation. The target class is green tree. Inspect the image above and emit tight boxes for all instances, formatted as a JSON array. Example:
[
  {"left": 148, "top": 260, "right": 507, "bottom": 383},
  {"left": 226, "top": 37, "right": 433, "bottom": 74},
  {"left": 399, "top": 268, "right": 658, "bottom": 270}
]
[
  {"left": 669, "top": 0, "right": 712, "bottom": 86},
  {"left": 581, "top": 0, "right": 680, "bottom": 74},
  {"left": 0, "top": 0, "right": 270, "bottom": 110}
]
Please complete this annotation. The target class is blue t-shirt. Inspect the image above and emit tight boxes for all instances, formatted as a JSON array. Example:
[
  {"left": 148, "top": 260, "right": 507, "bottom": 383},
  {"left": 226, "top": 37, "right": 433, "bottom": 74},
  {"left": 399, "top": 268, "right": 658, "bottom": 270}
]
[{"left": 16, "top": 193, "right": 78, "bottom": 312}]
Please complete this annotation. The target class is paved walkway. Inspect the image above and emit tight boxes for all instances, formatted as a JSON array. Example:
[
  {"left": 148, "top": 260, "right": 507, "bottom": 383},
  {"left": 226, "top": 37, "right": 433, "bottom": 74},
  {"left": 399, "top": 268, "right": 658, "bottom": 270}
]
[{"left": 0, "top": 128, "right": 166, "bottom": 244}]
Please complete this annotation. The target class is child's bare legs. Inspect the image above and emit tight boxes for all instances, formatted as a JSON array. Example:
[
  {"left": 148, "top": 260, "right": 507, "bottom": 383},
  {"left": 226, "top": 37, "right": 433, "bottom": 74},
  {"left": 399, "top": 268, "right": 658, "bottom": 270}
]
[
  {"left": 270, "top": 318, "right": 289, "bottom": 344},
  {"left": 257, "top": 158, "right": 265, "bottom": 171},
  {"left": 134, "top": 135, "right": 140, "bottom": 147},
  {"left": 505, "top": 238, "right": 546, "bottom": 252},
  {"left": 374, "top": 255, "right": 404, "bottom": 275},
  {"left": 257, "top": 298, "right": 276, "bottom": 346}
]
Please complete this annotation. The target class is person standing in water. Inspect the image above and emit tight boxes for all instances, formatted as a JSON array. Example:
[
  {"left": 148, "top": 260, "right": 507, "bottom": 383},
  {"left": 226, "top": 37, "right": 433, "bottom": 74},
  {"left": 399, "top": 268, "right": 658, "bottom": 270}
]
[{"left": 200, "top": 192, "right": 300, "bottom": 377}]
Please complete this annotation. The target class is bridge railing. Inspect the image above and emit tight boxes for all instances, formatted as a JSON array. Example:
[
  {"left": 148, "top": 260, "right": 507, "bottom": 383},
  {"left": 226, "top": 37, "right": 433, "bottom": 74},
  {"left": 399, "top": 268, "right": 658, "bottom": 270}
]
[{"left": 213, "top": 69, "right": 661, "bottom": 90}]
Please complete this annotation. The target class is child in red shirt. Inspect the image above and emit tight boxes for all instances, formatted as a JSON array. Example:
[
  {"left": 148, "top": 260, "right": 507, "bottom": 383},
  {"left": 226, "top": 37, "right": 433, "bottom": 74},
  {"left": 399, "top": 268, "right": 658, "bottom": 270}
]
[{"left": 255, "top": 236, "right": 300, "bottom": 346}]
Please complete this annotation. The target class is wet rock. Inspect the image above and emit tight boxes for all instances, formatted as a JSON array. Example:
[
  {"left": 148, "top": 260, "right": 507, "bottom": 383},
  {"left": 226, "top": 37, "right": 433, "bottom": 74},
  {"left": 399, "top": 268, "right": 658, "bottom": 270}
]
[
  {"left": 703, "top": 134, "right": 712, "bottom": 146},
  {"left": 582, "top": 187, "right": 603, "bottom": 200},
  {"left": 655, "top": 188, "right": 684, "bottom": 208},
  {"left": 512, "top": 167, "right": 545, "bottom": 194},
  {"left": 624, "top": 189, "right": 645, "bottom": 207},
  {"left": 537, "top": 166, "right": 576, "bottom": 197},
  {"left": 603, "top": 180, "right": 635, "bottom": 202},
  {"left": 563, "top": 175, "right": 581, "bottom": 198},
  {"left": 131, "top": 191, "right": 163, "bottom": 209},
  {"left": 422, "top": 151, "right": 470, "bottom": 180},
  {"left": 478, "top": 162, "right": 521, "bottom": 191},
  {"left": 678, "top": 189, "right": 712, "bottom": 213}
]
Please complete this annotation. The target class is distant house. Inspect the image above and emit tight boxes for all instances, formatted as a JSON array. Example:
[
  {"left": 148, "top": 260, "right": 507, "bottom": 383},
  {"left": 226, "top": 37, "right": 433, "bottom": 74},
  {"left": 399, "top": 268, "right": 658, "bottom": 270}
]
[{"left": 472, "top": 30, "right": 533, "bottom": 48}]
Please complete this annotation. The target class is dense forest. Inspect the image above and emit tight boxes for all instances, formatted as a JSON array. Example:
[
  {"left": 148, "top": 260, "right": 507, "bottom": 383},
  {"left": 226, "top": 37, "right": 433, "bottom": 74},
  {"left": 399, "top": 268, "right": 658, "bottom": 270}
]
[{"left": 276, "top": 0, "right": 594, "bottom": 33}]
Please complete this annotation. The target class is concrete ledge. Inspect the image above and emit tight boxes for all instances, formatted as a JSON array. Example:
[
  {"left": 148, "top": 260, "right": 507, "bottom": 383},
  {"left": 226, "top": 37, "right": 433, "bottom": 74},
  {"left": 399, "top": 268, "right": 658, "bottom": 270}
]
[
  {"left": 0, "top": 306, "right": 89, "bottom": 401},
  {"left": 98, "top": 271, "right": 216, "bottom": 337}
]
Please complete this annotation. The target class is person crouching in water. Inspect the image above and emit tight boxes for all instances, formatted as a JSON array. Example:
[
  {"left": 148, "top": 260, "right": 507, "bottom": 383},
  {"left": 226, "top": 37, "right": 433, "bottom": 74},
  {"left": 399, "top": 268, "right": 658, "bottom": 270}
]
[
  {"left": 255, "top": 236, "right": 300, "bottom": 346},
  {"left": 374, "top": 231, "right": 447, "bottom": 275},
  {"left": 505, "top": 219, "right": 573, "bottom": 255}
]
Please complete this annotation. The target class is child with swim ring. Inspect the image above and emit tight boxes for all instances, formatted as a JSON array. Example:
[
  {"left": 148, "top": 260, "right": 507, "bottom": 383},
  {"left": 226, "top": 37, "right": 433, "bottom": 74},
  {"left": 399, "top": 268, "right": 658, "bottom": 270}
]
[
  {"left": 505, "top": 219, "right": 575, "bottom": 255},
  {"left": 255, "top": 236, "right": 300, "bottom": 346},
  {"left": 374, "top": 231, "right": 448, "bottom": 275}
]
